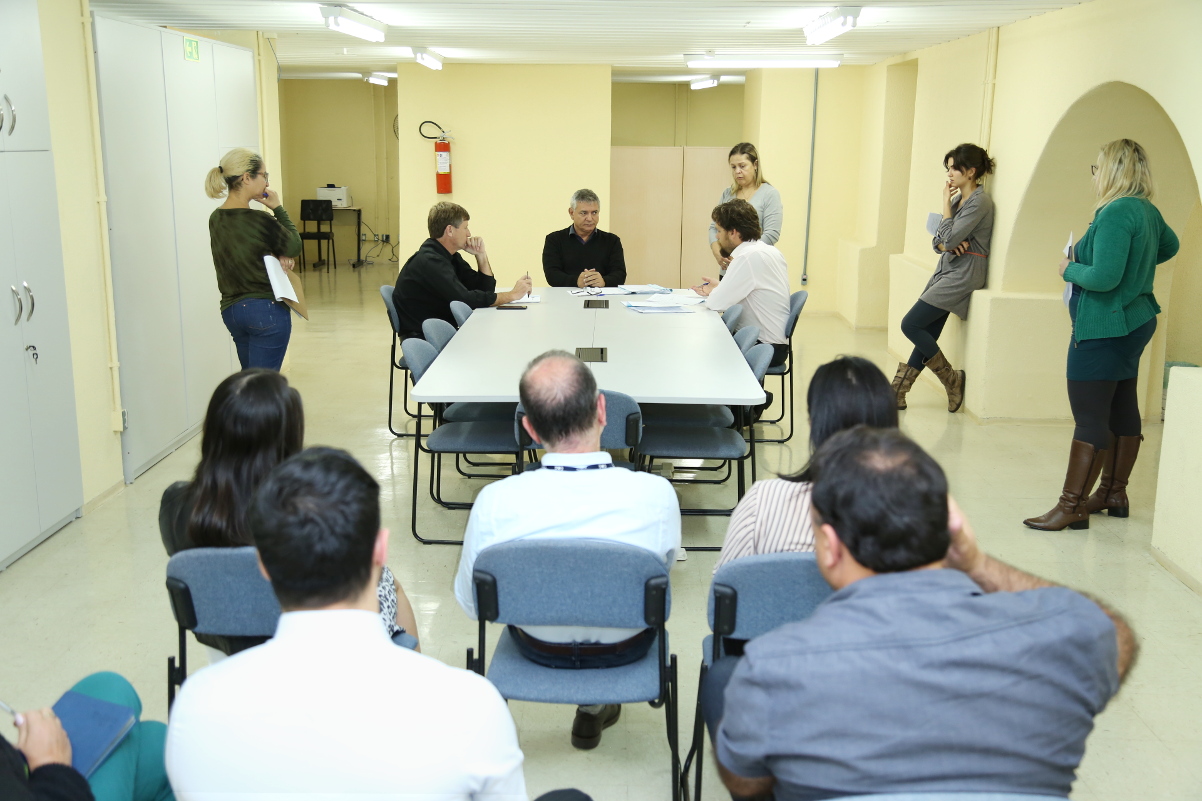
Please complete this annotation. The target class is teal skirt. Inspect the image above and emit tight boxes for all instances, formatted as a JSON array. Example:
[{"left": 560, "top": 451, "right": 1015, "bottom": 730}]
[{"left": 1067, "top": 287, "right": 1156, "bottom": 381}]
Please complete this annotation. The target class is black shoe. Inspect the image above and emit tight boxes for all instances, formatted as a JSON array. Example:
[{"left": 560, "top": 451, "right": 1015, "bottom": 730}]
[{"left": 571, "top": 704, "right": 621, "bottom": 749}]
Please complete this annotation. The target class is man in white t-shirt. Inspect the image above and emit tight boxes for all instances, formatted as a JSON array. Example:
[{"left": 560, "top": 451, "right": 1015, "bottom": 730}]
[
  {"left": 693, "top": 198, "right": 792, "bottom": 368},
  {"left": 454, "top": 351, "right": 681, "bottom": 751},
  {"left": 166, "top": 447, "right": 527, "bottom": 801}
]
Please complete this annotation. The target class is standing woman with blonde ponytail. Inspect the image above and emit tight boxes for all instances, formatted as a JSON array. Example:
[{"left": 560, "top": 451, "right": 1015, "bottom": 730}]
[{"left": 206, "top": 148, "right": 302, "bottom": 370}]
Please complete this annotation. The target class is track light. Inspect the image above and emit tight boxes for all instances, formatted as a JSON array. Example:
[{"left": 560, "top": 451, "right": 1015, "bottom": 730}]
[
  {"left": 690, "top": 77, "right": 719, "bottom": 90},
  {"left": 803, "top": 7, "right": 860, "bottom": 46},
  {"left": 415, "top": 48, "right": 443, "bottom": 70},
  {"left": 685, "top": 55, "right": 842, "bottom": 69},
  {"left": 321, "top": 6, "right": 387, "bottom": 43},
  {"left": 364, "top": 73, "right": 388, "bottom": 86}
]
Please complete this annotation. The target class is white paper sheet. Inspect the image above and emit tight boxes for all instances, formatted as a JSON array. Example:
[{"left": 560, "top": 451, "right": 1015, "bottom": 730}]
[
  {"left": 926, "top": 212, "right": 943, "bottom": 237},
  {"left": 1062, "top": 232, "right": 1075, "bottom": 307},
  {"left": 569, "top": 287, "right": 631, "bottom": 296},
  {"left": 263, "top": 256, "right": 298, "bottom": 303},
  {"left": 629, "top": 305, "right": 690, "bottom": 314},
  {"left": 506, "top": 294, "right": 541, "bottom": 304},
  {"left": 619, "top": 284, "right": 671, "bottom": 294}
]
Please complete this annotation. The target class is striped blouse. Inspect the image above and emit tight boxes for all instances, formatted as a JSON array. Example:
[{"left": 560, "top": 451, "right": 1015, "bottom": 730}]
[{"left": 714, "top": 478, "right": 815, "bottom": 573}]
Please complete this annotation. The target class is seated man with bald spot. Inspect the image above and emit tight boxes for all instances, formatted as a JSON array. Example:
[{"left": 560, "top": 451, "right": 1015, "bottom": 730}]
[
  {"left": 542, "top": 189, "right": 627, "bottom": 288},
  {"left": 454, "top": 350, "right": 679, "bottom": 750}
]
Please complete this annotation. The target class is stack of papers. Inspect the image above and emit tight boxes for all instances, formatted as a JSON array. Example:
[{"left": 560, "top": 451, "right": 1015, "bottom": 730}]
[
  {"left": 629, "top": 305, "right": 690, "bottom": 314},
  {"left": 618, "top": 284, "right": 671, "bottom": 294}
]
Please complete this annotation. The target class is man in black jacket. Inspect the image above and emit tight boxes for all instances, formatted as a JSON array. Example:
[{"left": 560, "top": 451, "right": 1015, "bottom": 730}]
[
  {"left": 394, "top": 202, "right": 532, "bottom": 338},
  {"left": 542, "top": 189, "right": 626, "bottom": 288}
]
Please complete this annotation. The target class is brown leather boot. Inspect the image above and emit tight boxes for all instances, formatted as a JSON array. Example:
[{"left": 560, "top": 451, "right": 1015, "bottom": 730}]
[
  {"left": 1082, "top": 435, "right": 1142, "bottom": 518},
  {"left": 1023, "top": 440, "right": 1108, "bottom": 531},
  {"left": 924, "top": 351, "right": 964, "bottom": 412},
  {"left": 891, "top": 363, "right": 920, "bottom": 411}
]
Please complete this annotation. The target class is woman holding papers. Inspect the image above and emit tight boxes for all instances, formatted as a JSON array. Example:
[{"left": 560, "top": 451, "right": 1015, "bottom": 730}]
[
  {"left": 1024, "top": 139, "right": 1178, "bottom": 531},
  {"left": 708, "top": 143, "right": 782, "bottom": 273},
  {"left": 892, "top": 143, "right": 995, "bottom": 413},
  {"left": 205, "top": 148, "right": 302, "bottom": 371}
]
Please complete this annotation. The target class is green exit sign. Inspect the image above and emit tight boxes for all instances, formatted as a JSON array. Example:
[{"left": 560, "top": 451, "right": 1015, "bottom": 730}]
[{"left": 183, "top": 37, "right": 201, "bottom": 61}]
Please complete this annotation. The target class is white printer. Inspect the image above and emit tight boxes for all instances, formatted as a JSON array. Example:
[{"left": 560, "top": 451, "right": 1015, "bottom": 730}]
[{"left": 316, "top": 185, "right": 351, "bottom": 207}]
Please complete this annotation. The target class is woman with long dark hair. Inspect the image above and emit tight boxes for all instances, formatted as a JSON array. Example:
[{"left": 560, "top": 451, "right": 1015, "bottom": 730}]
[
  {"left": 160, "top": 369, "right": 418, "bottom": 655},
  {"left": 714, "top": 356, "right": 898, "bottom": 570},
  {"left": 892, "top": 143, "right": 995, "bottom": 413},
  {"left": 1024, "top": 139, "right": 1178, "bottom": 531}
]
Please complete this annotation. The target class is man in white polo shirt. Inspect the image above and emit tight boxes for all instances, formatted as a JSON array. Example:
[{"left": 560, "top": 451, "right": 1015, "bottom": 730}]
[
  {"left": 454, "top": 350, "right": 681, "bottom": 751},
  {"left": 693, "top": 198, "right": 792, "bottom": 368}
]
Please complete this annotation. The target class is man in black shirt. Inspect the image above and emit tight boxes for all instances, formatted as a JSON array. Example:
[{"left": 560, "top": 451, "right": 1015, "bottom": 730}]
[
  {"left": 394, "top": 202, "right": 532, "bottom": 338},
  {"left": 542, "top": 189, "right": 627, "bottom": 288}
]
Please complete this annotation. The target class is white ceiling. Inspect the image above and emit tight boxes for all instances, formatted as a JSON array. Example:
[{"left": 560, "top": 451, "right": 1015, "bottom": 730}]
[{"left": 87, "top": 1, "right": 1092, "bottom": 79}]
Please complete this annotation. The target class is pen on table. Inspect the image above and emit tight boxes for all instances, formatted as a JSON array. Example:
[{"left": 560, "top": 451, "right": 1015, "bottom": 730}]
[{"left": 0, "top": 699, "right": 21, "bottom": 723}]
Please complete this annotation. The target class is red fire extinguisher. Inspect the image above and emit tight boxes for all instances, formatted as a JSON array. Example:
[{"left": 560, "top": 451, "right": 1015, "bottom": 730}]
[{"left": 420, "top": 120, "right": 453, "bottom": 194}]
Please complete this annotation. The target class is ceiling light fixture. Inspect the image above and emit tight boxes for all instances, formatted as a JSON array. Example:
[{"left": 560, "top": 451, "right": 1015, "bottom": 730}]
[
  {"left": 685, "top": 55, "right": 842, "bottom": 69},
  {"left": 414, "top": 48, "right": 443, "bottom": 70},
  {"left": 320, "top": 6, "right": 387, "bottom": 43},
  {"left": 803, "top": 7, "right": 860, "bottom": 46},
  {"left": 364, "top": 73, "right": 388, "bottom": 86},
  {"left": 690, "top": 77, "right": 719, "bottom": 90}
]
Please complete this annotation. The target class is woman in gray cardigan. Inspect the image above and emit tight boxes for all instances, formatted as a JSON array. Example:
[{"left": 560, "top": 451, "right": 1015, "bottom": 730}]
[
  {"left": 709, "top": 143, "right": 782, "bottom": 272},
  {"left": 892, "top": 144, "right": 995, "bottom": 413}
]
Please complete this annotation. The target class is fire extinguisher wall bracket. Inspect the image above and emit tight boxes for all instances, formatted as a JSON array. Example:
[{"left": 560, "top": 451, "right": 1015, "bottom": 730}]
[{"left": 419, "top": 121, "right": 453, "bottom": 195}]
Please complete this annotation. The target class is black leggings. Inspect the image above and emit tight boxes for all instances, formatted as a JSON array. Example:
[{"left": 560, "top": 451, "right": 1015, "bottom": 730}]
[
  {"left": 1067, "top": 378, "right": 1142, "bottom": 450},
  {"left": 901, "top": 300, "right": 950, "bottom": 370}
]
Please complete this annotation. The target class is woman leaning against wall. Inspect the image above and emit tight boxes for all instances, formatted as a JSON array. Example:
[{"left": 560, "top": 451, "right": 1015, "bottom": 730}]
[{"left": 1024, "top": 139, "right": 1179, "bottom": 531}]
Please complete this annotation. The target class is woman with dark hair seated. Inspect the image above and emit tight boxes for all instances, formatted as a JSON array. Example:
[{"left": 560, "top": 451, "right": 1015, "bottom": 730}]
[
  {"left": 159, "top": 369, "right": 418, "bottom": 658},
  {"left": 714, "top": 356, "right": 898, "bottom": 571}
]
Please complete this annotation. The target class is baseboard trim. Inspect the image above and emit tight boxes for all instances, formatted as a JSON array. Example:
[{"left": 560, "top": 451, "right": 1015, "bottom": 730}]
[
  {"left": 82, "top": 479, "right": 125, "bottom": 515},
  {"left": 1151, "top": 545, "right": 1202, "bottom": 598}
]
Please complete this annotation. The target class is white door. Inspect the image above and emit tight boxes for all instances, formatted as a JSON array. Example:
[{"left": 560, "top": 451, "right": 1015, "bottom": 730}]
[
  {"left": 7, "top": 151, "right": 82, "bottom": 530},
  {"left": 0, "top": 0, "right": 53, "bottom": 153},
  {"left": 93, "top": 16, "right": 189, "bottom": 481},
  {"left": 0, "top": 154, "right": 41, "bottom": 566}
]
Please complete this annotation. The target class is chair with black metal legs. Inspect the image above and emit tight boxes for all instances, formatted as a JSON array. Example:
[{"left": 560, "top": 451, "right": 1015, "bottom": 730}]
[
  {"left": 757, "top": 289, "right": 809, "bottom": 443},
  {"left": 467, "top": 540, "right": 681, "bottom": 801},
  {"left": 380, "top": 286, "right": 422, "bottom": 438},
  {"left": 681, "top": 552, "right": 831, "bottom": 801},
  {"left": 450, "top": 300, "right": 473, "bottom": 327},
  {"left": 401, "top": 338, "right": 521, "bottom": 545},
  {"left": 299, "top": 199, "right": 336, "bottom": 272}
]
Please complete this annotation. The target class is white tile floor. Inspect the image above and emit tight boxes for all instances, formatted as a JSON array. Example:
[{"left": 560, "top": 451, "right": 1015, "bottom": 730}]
[{"left": 2, "top": 260, "right": 1201, "bottom": 800}]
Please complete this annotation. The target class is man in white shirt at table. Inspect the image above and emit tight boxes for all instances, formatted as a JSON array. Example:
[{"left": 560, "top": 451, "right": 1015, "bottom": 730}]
[
  {"left": 454, "top": 350, "right": 681, "bottom": 751},
  {"left": 693, "top": 198, "right": 791, "bottom": 368},
  {"left": 165, "top": 447, "right": 528, "bottom": 801}
]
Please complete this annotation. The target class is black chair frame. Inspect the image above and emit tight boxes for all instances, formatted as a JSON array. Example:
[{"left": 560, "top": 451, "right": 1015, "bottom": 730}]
[
  {"left": 299, "top": 199, "right": 336, "bottom": 272},
  {"left": 680, "top": 583, "right": 738, "bottom": 801},
  {"left": 164, "top": 576, "right": 197, "bottom": 709}
]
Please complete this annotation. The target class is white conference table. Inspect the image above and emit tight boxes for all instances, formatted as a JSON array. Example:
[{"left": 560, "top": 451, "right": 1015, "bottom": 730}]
[{"left": 411, "top": 287, "right": 766, "bottom": 406}]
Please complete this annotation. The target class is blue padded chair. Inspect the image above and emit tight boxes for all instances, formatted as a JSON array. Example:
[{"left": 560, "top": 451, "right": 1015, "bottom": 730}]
[
  {"left": 758, "top": 289, "right": 809, "bottom": 443},
  {"left": 742, "top": 342, "right": 775, "bottom": 481},
  {"left": 450, "top": 300, "right": 473, "bottom": 327},
  {"left": 401, "top": 338, "right": 520, "bottom": 545},
  {"left": 683, "top": 552, "right": 832, "bottom": 801},
  {"left": 467, "top": 540, "right": 680, "bottom": 801},
  {"left": 421, "top": 318, "right": 457, "bottom": 353},
  {"left": 380, "top": 286, "right": 422, "bottom": 438},
  {"left": 516, "top": 389, "right": 642, "bottom": 470},
  {"left": 732, "top": 325, "right": 760, "bottom": 357},
  {"left": 165, "top": 547, "right": 281, "bottom": 707},
  {"left": 723, "top": 303, "right": 744, "bottom": 334}
]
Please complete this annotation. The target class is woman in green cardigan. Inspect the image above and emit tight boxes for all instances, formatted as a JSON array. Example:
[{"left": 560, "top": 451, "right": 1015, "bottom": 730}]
[{"left": 1025, "top": 139, "right": 1179, "bottom": 531}]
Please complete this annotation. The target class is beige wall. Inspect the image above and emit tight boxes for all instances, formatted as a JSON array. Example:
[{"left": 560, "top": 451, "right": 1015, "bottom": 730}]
[
  {"left": 395, "top": 64, "right": 611, "bottom": 286},
  {"left": 611, "top": 83, "right": 743, "bottom": 147},
  {"left": 1153, "top": 366, "right": 1202, "bottom": 592},
  {"left": 38, "top": 0, "right": 124, "bottom": 504}
]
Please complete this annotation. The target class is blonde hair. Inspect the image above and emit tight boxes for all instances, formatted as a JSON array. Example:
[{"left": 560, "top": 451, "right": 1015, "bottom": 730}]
[
  {"left": 728, "top": 142, "right": 767, "bottom": 192},
  {"left": 205, "top": 147, "right": 264, "bottom": 199},
  {"left": 1094, "top": 139, "right": 1154, "bottom": 212}
]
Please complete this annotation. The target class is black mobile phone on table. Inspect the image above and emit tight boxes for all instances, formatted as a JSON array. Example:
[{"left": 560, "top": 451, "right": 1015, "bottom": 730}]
[{"left": 498, "top": 305, "right": 527, "bottom": 310}]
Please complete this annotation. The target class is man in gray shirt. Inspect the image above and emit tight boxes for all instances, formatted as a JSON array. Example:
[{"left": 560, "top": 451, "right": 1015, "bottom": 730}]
[{"left": 708, "top": 426, "right": 1136, "bottom": 801}]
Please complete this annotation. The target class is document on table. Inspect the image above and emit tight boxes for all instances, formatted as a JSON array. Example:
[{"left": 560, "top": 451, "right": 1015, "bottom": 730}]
[
  {"left": 629, "top": 305, "right": 691, "bottom": 314},
  {"left": 644, "top": 294, "right": 706, "bottom": 305},
  {"left": 506, "top": 294, "right": 541, "bottom": 304},
  {"left": 569, "top": 287, "right": 630, "bottom": 296},
  {"left": 619, "top": 284, "right": 671, "bottom": 294},
  {"left": 1062, "top": 232, "right": 1075, "bottom": 307},
  {"left": 926, "top": 212, "right": 943, "bottom": 236}
]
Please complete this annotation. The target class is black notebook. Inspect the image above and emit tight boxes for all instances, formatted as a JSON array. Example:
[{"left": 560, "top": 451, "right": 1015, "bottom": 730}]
[{"left": 52, "top": 691, "right": 136, "bottom": 778}]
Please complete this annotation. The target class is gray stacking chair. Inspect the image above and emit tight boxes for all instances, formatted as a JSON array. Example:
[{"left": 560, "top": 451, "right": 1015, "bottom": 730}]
[
  {"left": 467, "top": 540, "right": 680, "bottom": 801},
  {"left": 165, "top": 547, "right": 281, "bottom": 707},
  {"left": 450, "top": 300, "right": 473, "bottom": 327},
  {"left": 682, "top": 552, "right": 831, "bottom": 801},
  {"left": 723, "top": 303, "right": 744, "bottom": 334},
  {"left": 421, "top": 318, "right": 457, "bottom": 353},
  {"left": 742, "top": 342, "right": 775, "bottom": 481},
  {"left": 758, "top": 289, "right": 809, "bottom": 443},
  {"left": 380, "top": 286, "right": 422, "bottom": 438},
  {"left": 401, "top": 338, "right": 521, "bottom": 545},
  {"left": 516, "top": 389, "right": 642, "bottom": 470},
  {"left": 732, "top": 325, "right": 761, "bottom": 357}
]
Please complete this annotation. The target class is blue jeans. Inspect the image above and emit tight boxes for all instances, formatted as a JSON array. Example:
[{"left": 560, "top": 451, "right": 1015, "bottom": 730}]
[
  {"left": 221, "top": 298, "right": 291, "bottom": 370},
  {"left": 71, "top": 672, "right": 174, "bottom": 801}
]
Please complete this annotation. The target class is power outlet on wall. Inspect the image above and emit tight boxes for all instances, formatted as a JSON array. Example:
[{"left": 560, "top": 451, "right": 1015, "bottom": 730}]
[
  {"left": 383, "top": 234, "right": 390, "bottom": 243},
  {"left": 360, "top": 233, "right": 367, "bottom": 241},
  {"left": 373, "top": 234, "right": 380, "bottom": 241}
]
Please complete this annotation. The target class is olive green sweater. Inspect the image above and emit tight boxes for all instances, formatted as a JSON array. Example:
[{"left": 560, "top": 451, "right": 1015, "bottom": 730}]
[
  {"left": 1063, "top": 196, "right": 1178, "bottom": 341},
  {"left": 209, "top": 206, "right": 303, "bottom": 310}
]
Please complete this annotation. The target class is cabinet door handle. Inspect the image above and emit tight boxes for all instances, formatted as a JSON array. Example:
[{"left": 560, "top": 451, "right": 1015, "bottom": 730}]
[
  {"left": 3, "top": 95, "right": 13, "bottom": 136},
  {"left": 10, "top": 286, "right": 22, "bottom": 326},
  {"left": 22, "top": 282, "right": 34, "bottom": 321}
]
